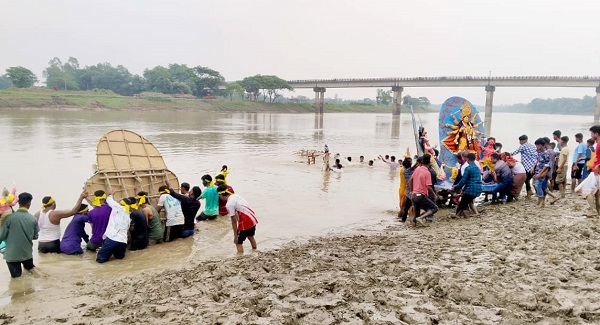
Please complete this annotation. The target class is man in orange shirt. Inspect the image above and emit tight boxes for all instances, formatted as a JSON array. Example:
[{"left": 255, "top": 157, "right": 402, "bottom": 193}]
[
  {"left": 409, "top": 154, "right": 438, "bottom": 226},
  {"left": 590, "top": 125, "right": 600, "bottom": 171}
]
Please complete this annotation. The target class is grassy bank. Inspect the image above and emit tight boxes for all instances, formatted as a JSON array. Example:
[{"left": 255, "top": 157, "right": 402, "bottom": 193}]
[{"left": 0, "top": 88, "right": 428, "bottom": 113}]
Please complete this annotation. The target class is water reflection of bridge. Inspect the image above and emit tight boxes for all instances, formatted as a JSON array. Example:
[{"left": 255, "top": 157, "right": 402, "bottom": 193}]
[{"left": 290, "top": 76, "right": 600, "bottom": 135}]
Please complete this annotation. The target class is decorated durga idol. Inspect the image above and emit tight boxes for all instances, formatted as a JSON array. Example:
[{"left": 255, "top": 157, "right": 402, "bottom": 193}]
[{"left": 438, "top": 97, "right": 485, "bottom": 180}]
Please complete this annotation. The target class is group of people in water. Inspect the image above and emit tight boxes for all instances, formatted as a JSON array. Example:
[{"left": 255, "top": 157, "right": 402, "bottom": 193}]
[
  {"left": 395, "top": 125, "right": 600, "bottom": 226},
  {"left": 0, "top": 166, "right": 259, "bottom": 278}
]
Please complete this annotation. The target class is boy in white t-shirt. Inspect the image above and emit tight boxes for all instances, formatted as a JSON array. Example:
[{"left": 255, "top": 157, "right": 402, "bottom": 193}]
[
  {"left": 217, "top": 185, "right": 258, "bottom": 253},
  {"left": 156, "top": 185, "right": 185, "bottom": 242}
]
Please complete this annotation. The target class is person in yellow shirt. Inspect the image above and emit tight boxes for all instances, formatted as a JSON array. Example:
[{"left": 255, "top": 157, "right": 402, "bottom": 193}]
[{"left": 554, "top": 136, "right": 570, "bottom": 200}]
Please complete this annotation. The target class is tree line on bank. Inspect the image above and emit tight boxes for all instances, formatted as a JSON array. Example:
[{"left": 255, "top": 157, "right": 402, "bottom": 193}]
[
  {"left": 0, "top": 57, "right": 292, "bottom": 102},
  {"left": 496, "top": 96, "right": 596, "bottom": 114},
  {"left": 0, "top": 59, "right": 431, "bottom": 107}
]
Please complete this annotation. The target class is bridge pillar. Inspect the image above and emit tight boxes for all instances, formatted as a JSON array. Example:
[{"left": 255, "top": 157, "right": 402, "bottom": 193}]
[
  {"left": 313, "top": 87, "right": 325, "bottom": 114},
  {"left": 392, "top": 86, "right": 403, "bottom": 116},
  {"left": 484, "top": 85, "right": 495, "bottom": 137},
  {"left": 595, "top": 86, "right": 600, "bottom": 124}
]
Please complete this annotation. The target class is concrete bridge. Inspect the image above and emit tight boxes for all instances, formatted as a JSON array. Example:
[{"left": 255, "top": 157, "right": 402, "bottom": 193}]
[{"left": 287, "top": 76, "right": 600, "bottom": 136}]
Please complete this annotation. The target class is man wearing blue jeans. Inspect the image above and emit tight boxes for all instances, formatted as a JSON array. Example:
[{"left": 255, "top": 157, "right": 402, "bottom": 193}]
[
  {"left": 533, "top": 138, "right": 551, "bottom": 207},
  {"left": 512, "top": 135, "right": 537, "bottom": 198},
  {"left": 490, "top": 153, "right": 513, "bottom": 203},
  {"left": 96, "top": 191, "right": 131, "bottom": 263}
]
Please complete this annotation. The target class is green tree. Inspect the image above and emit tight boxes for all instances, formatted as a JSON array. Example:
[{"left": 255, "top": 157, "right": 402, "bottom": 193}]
[
  {"left": 402, "top": 95, "right": 431, "bottom": 108},
  {"left": 239, "top": 75, "right": 292, "bottom": 102},
  {"left": 417, "top": 96, "right": 431, "bottom": 107},
  {"left": 240, "top": 75, "right": 262, "bottom": 101},
  {"left": 262, "top": 75, "right": 292, "bottom": 103},
  {"left": 189, "top": 66, "right": 225, "bottom": 97},
  {"left": 43, "top": 57, "right": 79, "bottom": 90},
  {"left": 376, "top": 89, "right": 392, "bottom": 105},
  {"left": 224, "top": 82, "right": 245, "bottom": 101},
  {"left": 0, "top": 74, "right": 13, "bottom": 89},
  {"left": 168, "top": 64, "right": 195, "bottom": 84},
  {"left": 123, "top": 74, "right": 146, "bottom": 95},
  {"left": 83, "top": 63, "right": 133, "bottom": 95},
  {"left": 5, "top": 66, "right": 38, "bottom": 88},
  {"left": 172, "top": 81, "right": 191, "bottom": 94},
  {"left": 143, "top": 66, "right": 173, "bottom": 94}
]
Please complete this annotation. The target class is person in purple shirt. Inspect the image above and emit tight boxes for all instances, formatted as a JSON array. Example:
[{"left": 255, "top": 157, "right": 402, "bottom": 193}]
[
  {"left": 86, "top": 190, "right": 112, "bottom": 251},
  {"left": 60, "top": 204, "right": 90, "bottom": 255}
]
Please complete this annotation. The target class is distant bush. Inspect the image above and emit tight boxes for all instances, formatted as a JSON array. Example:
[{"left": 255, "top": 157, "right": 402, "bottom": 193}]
[
  {"left": 145, "top": 97, "right": 172, "bottom": 102},
  {"left": 92, "top": 89, "right": 119, "bottom": 95},
  {"left": 349, "top": 102, "right": 374, "bottom": 106}
]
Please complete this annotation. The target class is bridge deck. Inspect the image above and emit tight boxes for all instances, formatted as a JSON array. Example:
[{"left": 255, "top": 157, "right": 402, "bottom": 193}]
[{"left": 288, "top": 76, "right": 600, "bottom": 88}]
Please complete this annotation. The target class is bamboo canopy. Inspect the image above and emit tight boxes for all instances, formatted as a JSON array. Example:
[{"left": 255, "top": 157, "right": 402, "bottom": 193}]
[{"left": 85, "top": 130, "right": 179, "bottom": 204}]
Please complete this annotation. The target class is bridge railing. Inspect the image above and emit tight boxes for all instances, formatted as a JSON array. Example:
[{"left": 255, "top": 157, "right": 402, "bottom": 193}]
[{"left": 287, "top": 76, "right": 600, "bottom": 84}]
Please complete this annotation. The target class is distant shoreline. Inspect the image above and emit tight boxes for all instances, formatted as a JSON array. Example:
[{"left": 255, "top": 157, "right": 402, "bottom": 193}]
[
  {"left": 494, "top": 109, "right": 594, "bottom": 116},
  {"left": 0, "top": 88, "right": 432, "bottom": 114}
]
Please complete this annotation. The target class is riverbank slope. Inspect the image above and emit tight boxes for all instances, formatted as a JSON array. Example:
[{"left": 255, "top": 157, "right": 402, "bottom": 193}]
[
  {"left": 2, "top": 196, "right": 598, "bottom": 324},
  {"left": 0, "top": 88, "right": 424, "bottom": 113}
]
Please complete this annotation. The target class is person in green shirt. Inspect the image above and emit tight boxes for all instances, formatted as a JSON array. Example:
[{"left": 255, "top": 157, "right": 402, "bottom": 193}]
[
  {"left": 196, "top": 175, "right": 219, "bottom": 221},
  {"left": 0, "top": 192, "right": 39, "bottom": 278}
]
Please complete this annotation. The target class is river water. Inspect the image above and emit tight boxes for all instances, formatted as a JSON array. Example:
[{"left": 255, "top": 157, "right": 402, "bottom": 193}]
[{"left": 0, "top": 109, "right": 593, "bottom": 306}]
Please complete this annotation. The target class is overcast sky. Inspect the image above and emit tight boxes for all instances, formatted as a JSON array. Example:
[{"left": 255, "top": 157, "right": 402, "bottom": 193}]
[{"left": 2, "top": 0, "right": 599, "bottom": 105}]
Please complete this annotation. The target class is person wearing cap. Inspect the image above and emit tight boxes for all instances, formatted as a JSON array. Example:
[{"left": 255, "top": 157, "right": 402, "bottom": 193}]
[
  {"left": 164, "top": 180, "right": 201, "bottom": 238},
  {"left": 126, "top": 197, "right": 148, "bottom": 251},
  {"left": 137, "top": 191, "right": 163, "bottom": 245},
  {"left": 197, "top": 175, "right": 219, "bottom": 221},
  {"left": 571, "top": 133, "right": 587, "bottom": 191},
  {"left": 0, "top": 193, "right": 39, "bottom": 278},
  {"left": 217, "top": 185, "right": 258, "bottom": 253},
  {"left": 35, "top": 190, "right": 87, "bottom": 254},
  {"left": 60, "top": 204, "right": 90, "bottom": 255},
  {"left": 86, "top": 190, "right": 112, "bottom": 252},
  {"left": 157, "top": 185, "right": 185, "bottom": 242},
  {"left": 96, "top": 190, "right": 132, "bottom": 263},
  {"left": 511, "top": 134, "right": 537, "bottom": 198},
  {"left": 215, "top": 174, "right": 234, "bottom": 216}
]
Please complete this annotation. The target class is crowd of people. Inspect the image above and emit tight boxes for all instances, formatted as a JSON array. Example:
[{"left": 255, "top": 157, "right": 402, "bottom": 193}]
[
  {"left": 396, "top": 126, "right": 600, "bottom": 226},
  {"left": 0, "top": 166, "right": 259, "bottom": 278}
]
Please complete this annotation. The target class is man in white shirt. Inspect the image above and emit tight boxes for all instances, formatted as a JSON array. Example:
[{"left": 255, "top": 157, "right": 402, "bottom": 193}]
[
  {"left": 217, "top": 185, "right": 258, "bottom": 253},
  {"left": 157, "top": 185, "right": 185, "bottom": 242},
  {"left": 379, "top": 155, "right": 400, "bottom": 171},
  {"left": 575, "top": 171, "right": 600, "bottom": 217},
  {"left": 96, "top": 190, "right": 131, "bottom": 263}
]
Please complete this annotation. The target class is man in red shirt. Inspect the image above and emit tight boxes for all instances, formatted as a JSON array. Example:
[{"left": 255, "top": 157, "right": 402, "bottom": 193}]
[
  {"left": 217, "top": 185, "right": 258, "bottom": 253},
  {"left": 590, "top": 125, "right": 600, "bottom": 171},
  {"left": 409, "top": 154, "right": 438, "bottom": 226}
]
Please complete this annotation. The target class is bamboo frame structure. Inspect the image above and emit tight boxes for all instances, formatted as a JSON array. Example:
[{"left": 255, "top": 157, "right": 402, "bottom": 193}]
[{"left": 84, "top": 130, "right": 179, "bottom": 205}]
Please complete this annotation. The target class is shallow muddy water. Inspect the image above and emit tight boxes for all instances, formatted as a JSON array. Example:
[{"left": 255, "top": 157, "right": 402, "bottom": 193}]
[{"left": 0, "top": 109, "right": 592, "bottom": 306}]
